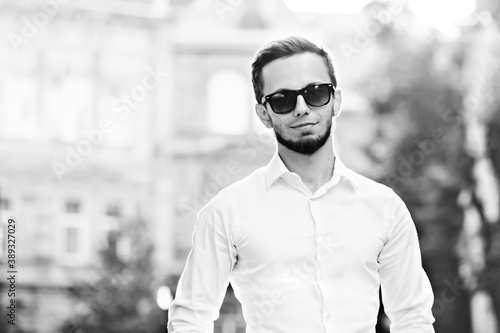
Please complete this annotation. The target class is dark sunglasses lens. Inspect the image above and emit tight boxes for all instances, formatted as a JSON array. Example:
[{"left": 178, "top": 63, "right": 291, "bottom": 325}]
[
  {"left": 269, "top": 91, "right": 296, "bottom": 114},
  {"left": 304, "top": 85, "right": 331, "bottom": 107}
]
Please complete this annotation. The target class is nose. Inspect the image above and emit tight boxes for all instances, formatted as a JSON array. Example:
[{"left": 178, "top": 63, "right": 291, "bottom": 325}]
[{"left": 293, "top": 95, "right": 310, "bottom": 117}]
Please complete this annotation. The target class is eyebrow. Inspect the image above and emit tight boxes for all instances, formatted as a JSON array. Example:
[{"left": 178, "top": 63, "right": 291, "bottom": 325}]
[{"left": 267, "top": 82, "right": 324, "bottom": 96}]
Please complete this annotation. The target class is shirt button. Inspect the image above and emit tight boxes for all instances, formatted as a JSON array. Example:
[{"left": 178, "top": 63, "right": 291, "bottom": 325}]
[
  {"left": 325, "top": 313, "right": 331, "bottom": 319},
  {"left": 319, "top": 274, "right": 324, "bottom": 280}
]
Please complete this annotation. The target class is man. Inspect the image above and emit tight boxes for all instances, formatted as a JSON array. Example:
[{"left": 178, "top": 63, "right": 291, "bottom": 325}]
[{"left": 168, "top": 36, "right": 435, "bottom": 332}]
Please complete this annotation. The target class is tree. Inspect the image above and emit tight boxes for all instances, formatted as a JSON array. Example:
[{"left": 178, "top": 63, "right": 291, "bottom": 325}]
[
  {"left": 459, "top": 0, "right": 500, "bottom": 328},
  {"left": 360, "top": 2, "right": 473, "bottom": 331},
  {"left": 59, "top": 217, "right": 166, "bottom": 333}
]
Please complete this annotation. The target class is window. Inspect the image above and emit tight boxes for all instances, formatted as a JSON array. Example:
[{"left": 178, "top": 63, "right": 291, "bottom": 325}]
[
  {"left": 65, "top": 227, "right": 78, "bottom": 253},
  {"left": 207, "top": 71, "right": 251, "bottom": 135},
  {"left": 58, "top": 218, "right": 89, "bottom": 264},
  {"left": 0, "top": 198, "right": 10, "bottom": 211},
  {"left": 0, "top": 221, "right": 5, "bottom": 259},
  {"left": 22, "top": 194, "right": 36, "bottom": 204},
  {"left": 44, "top": 76, "right": 94, "bottom": 142},
  {"left": 58, "top": 198, "right": 89, "bottom": 265},
  {"left": 106, "top": 203, "right": 122, "bottom": 217},
  {"left": 0, "top": 75, "right": 38, "bottom": 140},
  {"left": 65, "top": 200, "right": 80, "bottom": 214},
  {"left": 0, "top": 196, "right": 12, "bottom": 258}
]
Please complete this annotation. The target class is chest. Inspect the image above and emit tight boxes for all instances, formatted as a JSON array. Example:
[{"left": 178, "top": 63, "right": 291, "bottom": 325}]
[{"left": 234, "top": 189, "right": 387, "bottom": 270}]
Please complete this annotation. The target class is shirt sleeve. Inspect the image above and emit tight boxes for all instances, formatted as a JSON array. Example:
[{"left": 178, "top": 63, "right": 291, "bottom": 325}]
[
  {"left": 168, "top": 194, "right": 238, "bottom": 332},
  {"left": 378, "top": 192, "right": 435, "bottom": 333}
]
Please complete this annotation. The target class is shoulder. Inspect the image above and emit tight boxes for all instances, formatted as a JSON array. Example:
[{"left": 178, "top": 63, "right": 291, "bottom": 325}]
[
  {"left": 344, "top": 170, "right": 415, "bottom": 238},
  {"left": 345, "top": 167, "right": 397, "bottom": 199},
  {"left": 219, "top": 165, "right": 267, "bottom": 198},
  {"left": 198, "top": 166, "right": 267, "bottom": 217}
]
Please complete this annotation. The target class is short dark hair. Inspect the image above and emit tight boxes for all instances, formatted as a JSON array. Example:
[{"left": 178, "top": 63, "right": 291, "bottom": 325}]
[{"left": 251, "top": 36, "right": 337, "bottom": 103}]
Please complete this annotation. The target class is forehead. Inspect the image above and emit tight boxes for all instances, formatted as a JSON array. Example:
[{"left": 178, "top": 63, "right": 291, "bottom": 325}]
[{"left": 261, "top": 52, "right": 331, "bottom": 95}]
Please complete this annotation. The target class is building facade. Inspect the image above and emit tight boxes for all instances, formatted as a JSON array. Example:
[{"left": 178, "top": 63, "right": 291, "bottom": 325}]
[{"left": 0, "top": 0, "right": 374, "bottom": 331}]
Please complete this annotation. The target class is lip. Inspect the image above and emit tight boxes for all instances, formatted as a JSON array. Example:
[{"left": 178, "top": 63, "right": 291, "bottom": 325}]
[{"left": 292, "top": 122, "right": 317, "bottom": 129}]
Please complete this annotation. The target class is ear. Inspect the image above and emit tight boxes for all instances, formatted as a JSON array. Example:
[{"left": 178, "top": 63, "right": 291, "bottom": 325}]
[
  {"left": 255, "top": 103, "right": 273, "bottom": 129},
  {"left": 332, "top": 87, "right": 342, "bottom": 117}
]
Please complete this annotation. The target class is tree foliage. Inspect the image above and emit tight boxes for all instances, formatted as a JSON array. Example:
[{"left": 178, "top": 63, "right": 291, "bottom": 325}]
[
  {"left": 361, "top": 3, "right": 474, "bottom": 332},
  {"left": 59, "top": 218, "right": 166, "bottom": 333}
]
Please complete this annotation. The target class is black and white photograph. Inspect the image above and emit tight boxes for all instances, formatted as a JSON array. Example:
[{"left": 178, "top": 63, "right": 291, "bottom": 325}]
[{"left": 0, "top": 0, "right": 499, "bottom": 332}]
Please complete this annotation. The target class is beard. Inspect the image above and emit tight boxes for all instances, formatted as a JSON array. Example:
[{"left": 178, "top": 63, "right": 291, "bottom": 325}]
[{"left": 273, "top": 119, "right": 333, "bottom": 155}]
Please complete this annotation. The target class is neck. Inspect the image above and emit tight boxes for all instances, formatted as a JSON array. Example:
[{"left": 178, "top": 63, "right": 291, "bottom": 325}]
[{"left": 277, "top": 137, "right": 335, "bottom": 193}]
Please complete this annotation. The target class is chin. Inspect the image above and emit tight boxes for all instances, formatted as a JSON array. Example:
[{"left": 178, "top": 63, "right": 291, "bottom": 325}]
[
  {"left": 276, "top": 131, "right": 331, "bottom": 155},
  {"left": 298, "top": 129, "right": 317, "bottom": 136}
]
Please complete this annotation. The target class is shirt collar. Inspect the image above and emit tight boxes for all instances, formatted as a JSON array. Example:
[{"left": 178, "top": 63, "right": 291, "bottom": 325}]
[{"left": 264, "top": 150, "right": 360, "bottom": 192}]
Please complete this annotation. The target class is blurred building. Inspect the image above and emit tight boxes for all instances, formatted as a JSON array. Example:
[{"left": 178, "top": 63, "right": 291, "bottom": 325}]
[{"left": 0, "top": 0, "right": 375, "bottom": 331}]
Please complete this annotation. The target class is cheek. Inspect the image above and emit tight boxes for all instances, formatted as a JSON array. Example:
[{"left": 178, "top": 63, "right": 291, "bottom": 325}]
[
  {"left": 268, "top": 114, "right": 288, "bottom": 128},
  {"left": 321, "top": 106, "right": 336, "bottom": 121}
]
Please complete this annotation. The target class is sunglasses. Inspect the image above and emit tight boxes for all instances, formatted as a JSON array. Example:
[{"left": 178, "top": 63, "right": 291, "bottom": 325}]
[{"left": 261, "top": 83, "right": 335, "bottom": 114}]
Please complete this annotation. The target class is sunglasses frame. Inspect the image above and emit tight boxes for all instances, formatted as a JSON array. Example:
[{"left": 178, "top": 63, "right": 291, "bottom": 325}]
[{"left": 261, "top": 83, "right": 335, "bottom": 114}]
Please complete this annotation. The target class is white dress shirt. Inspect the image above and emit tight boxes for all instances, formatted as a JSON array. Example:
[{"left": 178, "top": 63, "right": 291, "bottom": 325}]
[{"left": 168, "top": 151, "right": 435, "bottom": 333}]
